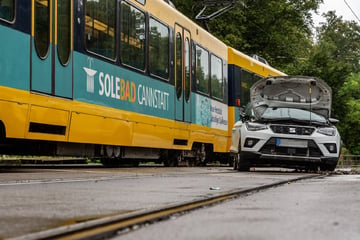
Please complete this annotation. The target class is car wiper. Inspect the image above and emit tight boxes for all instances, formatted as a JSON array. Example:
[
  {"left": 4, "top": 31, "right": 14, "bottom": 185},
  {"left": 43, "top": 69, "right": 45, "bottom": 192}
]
[
  {"left": 284, "top": 116, "right": 326, "bottom": 126},
  {"left": 306, "top": 119, "right": 327, "bottom": 126}
]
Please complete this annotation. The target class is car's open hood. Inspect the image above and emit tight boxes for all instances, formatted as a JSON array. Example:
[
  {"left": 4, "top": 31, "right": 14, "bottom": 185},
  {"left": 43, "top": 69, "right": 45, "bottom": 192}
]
[{"left": 250, "top": 76, "right": 332, "bottom": 119}]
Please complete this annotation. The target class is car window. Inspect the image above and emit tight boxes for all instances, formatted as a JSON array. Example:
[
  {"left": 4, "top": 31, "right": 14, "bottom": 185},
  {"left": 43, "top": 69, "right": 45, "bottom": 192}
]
[
  {"left": 244, "top": 103, "right": 253, "bottom": 116},
  {"left": 262, "top": 108, "right": 326, "bottom": 122}
]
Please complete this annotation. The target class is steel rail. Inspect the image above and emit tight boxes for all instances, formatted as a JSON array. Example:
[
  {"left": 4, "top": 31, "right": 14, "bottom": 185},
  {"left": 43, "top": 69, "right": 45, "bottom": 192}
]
[{"left": 10, "top": 174, "right": 321, "bottom": 240}]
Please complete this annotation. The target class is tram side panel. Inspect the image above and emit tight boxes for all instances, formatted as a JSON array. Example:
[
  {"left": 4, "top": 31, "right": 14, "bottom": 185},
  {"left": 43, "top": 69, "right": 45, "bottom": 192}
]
[
  {"left": 70, "top": 0, "right": 231, "bottom": 155},
  {"left": 0, "top": 1, "right": 31, "bottom": 141},
  {"left": 70, "top": 52, "right": 176, "bottom": 149},
  {"left": 67, "top": 0, "right": 177, "bottom": 150},
  {"left": 0, "top": 0, "right": 232, "bottom": 161},
  {"left": 191, "top": 92, "right": 229, "bottom": 153},
  {"left": 189, "top": 55, "right": 229, "bottom": 154}
]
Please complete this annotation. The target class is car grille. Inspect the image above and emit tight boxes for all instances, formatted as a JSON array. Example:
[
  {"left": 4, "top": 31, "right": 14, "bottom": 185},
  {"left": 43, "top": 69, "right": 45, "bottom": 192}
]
[
  {"left": 270, "top": 125, "right": 315, "bottom": 135},
  {"left": 260, "top": 138, "right": 322, "bottom": 157}
]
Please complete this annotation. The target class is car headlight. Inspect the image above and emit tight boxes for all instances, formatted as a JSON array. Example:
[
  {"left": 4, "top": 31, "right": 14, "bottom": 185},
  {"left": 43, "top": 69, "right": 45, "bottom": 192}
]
[
  {"left": 317, "top": 127, "right": 336, "bottom": 136},
  {"left": 246, "top": 122, "right": 268, "bottom": 131}
]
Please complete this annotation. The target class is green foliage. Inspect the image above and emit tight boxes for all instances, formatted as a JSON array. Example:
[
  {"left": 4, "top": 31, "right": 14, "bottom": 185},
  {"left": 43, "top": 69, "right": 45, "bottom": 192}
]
[
  {"left": 172, "top": 0, "right": 320, "bottom": 71},
  {"left": 299, "top": 12, "right": 360, "bottom": 153},
  {"left": 337, "top": 73, "right": 360, "bottom": 154}
]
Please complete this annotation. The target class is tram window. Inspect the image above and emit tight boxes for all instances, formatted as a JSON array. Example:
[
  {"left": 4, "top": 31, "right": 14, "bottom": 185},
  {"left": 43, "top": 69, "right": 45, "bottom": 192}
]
[
  {"left": 191, "top": 42, "right": 196, "bottom": 88},
  {"left": 85, "top": 0, "right": 116, "bottom": 59},
  {"left": 136, "top": 0, "right": 145, "bottom": 5},
  {"left": 120, "top": 2, "right": 145, "bottom": 70},
  {"left": 211, "top": 54, "right": 223, "bottom": 100},
  {"left": 240, "top": 70, "right": 253, "bottom": 106},
  {"left": 184, "top": 37, "right": 190, "bottom": 102},
  {"left": 57, "top": 0, "right": 71, "bottom": 65},
  {"left": 0, "top": 0, "right": 14, "bottom": 21},
  {"left": 195, "top": 45, "right": 209, "bottom": 94},
  {"left": 34, "top": 0, "right": 50, "bottom": 59},
  {"left": 254, "top": 74, "right": 262, "bottom": 82},
  {"left": 175, "top": 32, "right": 182, "bottom": 99},
  {"left": 149, "top": 18, "right": 169, "bottom": 80}
]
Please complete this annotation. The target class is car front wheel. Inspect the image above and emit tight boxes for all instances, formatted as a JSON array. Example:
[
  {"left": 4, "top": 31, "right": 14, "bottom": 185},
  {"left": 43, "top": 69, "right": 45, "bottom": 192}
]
[
  {"left": 236, "top": 140, "right": 250, "bottom": 172},
  {"left": 320, "top": 162, "right": 337, "bottom": 172}
]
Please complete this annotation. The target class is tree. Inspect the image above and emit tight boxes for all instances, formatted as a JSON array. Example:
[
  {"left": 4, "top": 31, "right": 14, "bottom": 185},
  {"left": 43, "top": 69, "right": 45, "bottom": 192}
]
[
  {"left": 171, "top": 0, "right": 322, "bottom": 72},
  {"left": 337, "top": 73, "right": 360, "bottom": 154},
  {"left": 292, "top": 12, "right": 360, "bottom": 153},
  {"left": 299, "top": 12, "right": 360, "bottom": 122}
]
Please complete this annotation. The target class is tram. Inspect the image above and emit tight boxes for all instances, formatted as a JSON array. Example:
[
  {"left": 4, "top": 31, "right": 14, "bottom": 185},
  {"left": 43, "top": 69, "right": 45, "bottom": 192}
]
[{"left": 0, "top": 0, "right": 284, "bottom": 166}]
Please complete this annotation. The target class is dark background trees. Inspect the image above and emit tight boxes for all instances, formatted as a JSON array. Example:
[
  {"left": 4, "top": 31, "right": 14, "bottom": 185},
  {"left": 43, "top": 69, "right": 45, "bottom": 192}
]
[
  {"left": 171, "top": 0, "right": 360, "bottom": 154},
  {"left": 300, "top": 12, "right": 360, "bottom": 154}
]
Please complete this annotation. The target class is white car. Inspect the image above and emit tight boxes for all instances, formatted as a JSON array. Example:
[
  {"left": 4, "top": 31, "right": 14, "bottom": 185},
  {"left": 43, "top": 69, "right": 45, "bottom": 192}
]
[{"left": 230, "top": 76, "right": 341, "bottom": 171}]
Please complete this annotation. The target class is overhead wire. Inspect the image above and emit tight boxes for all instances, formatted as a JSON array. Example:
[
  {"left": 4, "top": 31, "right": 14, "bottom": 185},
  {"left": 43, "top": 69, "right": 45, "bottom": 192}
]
[{"left": 344, "top": 0, "right": 360, "bottom": 24}]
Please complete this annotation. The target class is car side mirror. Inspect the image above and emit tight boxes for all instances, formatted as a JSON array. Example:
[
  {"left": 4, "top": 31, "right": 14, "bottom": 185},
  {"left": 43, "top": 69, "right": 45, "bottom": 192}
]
[
  {"left": 239, "top": 106, "right": 246, "bottom": 121},
  {"left": 329, "top": 118, "right": 339, "bottom": 124}
]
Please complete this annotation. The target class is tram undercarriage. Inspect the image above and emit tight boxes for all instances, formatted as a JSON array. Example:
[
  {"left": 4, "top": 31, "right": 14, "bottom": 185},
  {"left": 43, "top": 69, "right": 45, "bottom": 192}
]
[{"left": 0, "top": 137, "right": 228, "bottom": 167}]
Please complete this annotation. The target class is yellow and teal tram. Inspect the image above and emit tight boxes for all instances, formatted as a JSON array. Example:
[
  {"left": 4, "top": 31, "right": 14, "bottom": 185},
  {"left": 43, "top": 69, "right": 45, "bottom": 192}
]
[{"left": 0, "top": 0, "right": 284, "bottom": 166}]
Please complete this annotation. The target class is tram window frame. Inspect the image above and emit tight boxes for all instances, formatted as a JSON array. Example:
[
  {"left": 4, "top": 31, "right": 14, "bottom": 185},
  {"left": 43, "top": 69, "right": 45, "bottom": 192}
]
[
  {"left": 184, "top": 37, "right": 190, "bottom": 102},
  {"left": 0, "top": 0, "right": 15, "bottom": 22},
  {"left": 57, "top": 0, "right": 71, "bottom": 66},
  {"left": 34, "top": 0, "right": 50, "bottom": 59},
  {"left": 149, "top": 16, "right": 170, "bottom": 81},
  {"left": 120, "top": 1, "right": 146, "bottom": 72},
  {"left": 84, "top": 0, "right": 116, "bottom": 60},
  {"left": 175, "top": 32, "right": 182, "bottom": 99},
  {"left": 210, "top": 54, "right": 223, "bottom": 100},
  {"left": 194, "top": 44, "right": 209, "bottom": 95},
  {"left": 191, "top": 41, "right": 196, "bottom": 91}
]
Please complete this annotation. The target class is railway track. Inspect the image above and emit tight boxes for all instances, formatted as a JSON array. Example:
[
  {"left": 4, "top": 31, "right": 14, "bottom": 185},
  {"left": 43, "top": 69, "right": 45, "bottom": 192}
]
[
  {"left": 11, "top": 173, "right": 320, "bottom": 240},
  {"left": 0, "top": 157, "right": 89, "bottom": 167}
]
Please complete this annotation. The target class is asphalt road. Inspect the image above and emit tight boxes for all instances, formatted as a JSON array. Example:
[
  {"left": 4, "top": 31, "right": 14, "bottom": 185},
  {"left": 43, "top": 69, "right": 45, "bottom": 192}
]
[
  {"left": 0, "top": 167, "right": 358, "bottom": 239},
  {"left": 117, "top": 174, "right": 360, "bottom": 240}
]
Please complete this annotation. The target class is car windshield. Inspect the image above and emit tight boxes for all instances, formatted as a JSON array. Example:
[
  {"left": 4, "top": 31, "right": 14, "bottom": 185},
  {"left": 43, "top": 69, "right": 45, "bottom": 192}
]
[{"left": 260, "top": 107, "right": 326, "bottom": 123}]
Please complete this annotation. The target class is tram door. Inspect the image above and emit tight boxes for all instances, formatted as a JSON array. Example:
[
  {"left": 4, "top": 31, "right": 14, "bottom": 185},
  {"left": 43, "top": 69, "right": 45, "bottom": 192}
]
[
  {"left": 31, "top": 0, "right": 73, "bottom": 98},
  {"left": 174, "top": 24, "right": 191, "bottom": 122}
]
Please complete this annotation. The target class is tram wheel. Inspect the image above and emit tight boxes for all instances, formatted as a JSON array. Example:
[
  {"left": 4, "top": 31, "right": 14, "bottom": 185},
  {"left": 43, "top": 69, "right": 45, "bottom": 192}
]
[
  {"left": 163, "top": 150, "right": 179, "bottom": 167},
  {"left": 100, "top": 158, "right": 118, "bottom": 168}
]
